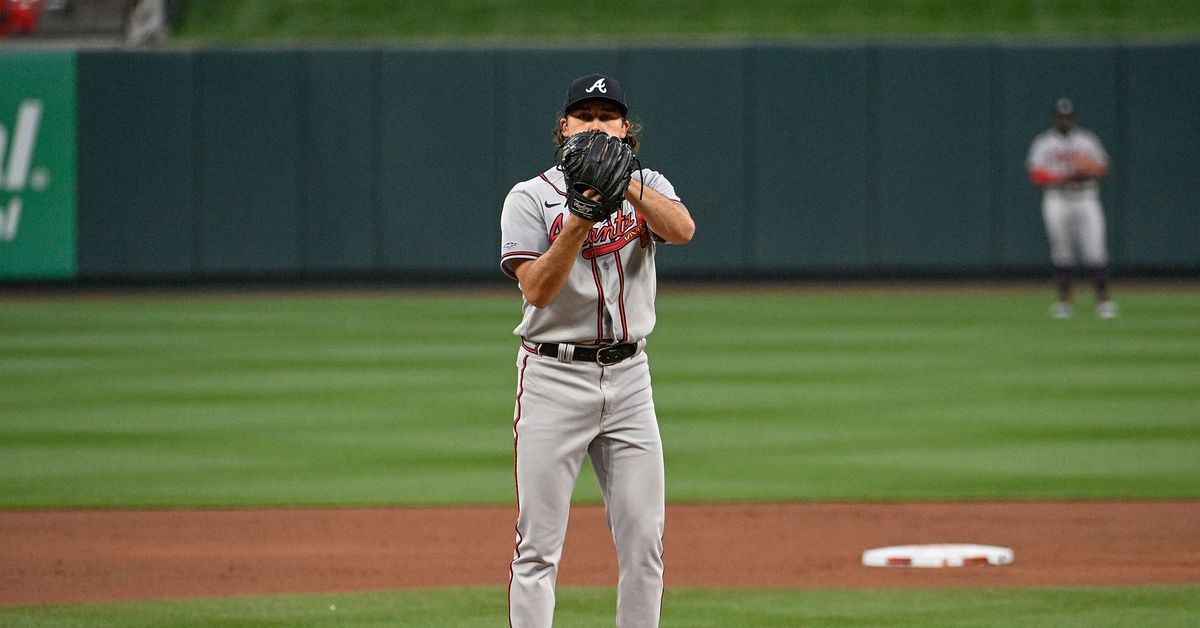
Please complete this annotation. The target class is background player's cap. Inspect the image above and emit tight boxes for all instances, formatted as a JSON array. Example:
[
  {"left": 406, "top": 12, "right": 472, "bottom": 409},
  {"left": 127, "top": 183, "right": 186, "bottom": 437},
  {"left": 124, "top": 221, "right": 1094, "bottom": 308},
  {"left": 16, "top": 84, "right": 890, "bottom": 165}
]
[
  {"left": 563, "top": 74, "right": 629, "bottom": 116},
  {"left": 1055, "top": 97, "right": 1075, "bottom": 116}
]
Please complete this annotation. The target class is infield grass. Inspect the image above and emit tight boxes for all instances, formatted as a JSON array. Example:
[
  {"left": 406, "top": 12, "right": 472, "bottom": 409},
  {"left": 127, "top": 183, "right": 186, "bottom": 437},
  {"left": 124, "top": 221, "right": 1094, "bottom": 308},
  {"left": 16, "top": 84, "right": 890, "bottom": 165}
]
[
  {"left": 1, "top": 286, "right": 1197, "bottom": 508},
  {"left": 3, "top": 584, "right": 1198, "bottom": 626},
  {"left": 174, "top": 0, "right": 1200, "bottom": 41}
]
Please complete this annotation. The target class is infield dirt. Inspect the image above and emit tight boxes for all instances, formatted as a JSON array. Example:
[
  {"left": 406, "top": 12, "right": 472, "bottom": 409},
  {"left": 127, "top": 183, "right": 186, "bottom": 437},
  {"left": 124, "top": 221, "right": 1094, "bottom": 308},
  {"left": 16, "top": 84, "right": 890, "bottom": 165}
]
[{"left": 3, "top": 501, "right": 1199, "bottom": 606}]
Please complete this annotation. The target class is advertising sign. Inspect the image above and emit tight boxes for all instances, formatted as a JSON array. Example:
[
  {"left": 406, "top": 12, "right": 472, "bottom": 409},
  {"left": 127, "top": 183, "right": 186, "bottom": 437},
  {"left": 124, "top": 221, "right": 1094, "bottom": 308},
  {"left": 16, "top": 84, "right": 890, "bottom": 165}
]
[{"left": 0, "top": 52, "right": 76, "bottom": 279}]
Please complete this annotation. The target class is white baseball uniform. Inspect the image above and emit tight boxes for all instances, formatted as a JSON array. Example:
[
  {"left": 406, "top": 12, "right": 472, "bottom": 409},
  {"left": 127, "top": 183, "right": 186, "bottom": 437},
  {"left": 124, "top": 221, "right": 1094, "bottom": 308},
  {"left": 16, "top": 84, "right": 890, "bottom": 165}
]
[
  {"left": 1026, "top": 127, "right": 1111, "bottom": 268},
  {"left": 500, "top": 165, "right": 681, "bottom": 628}
]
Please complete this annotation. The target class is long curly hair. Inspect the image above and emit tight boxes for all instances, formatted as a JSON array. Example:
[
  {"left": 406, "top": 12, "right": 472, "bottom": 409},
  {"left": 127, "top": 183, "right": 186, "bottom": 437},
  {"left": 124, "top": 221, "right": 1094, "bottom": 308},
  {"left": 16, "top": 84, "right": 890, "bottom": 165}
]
[{"left": 553, "top": 113, "right": 641, "bottom": 153}]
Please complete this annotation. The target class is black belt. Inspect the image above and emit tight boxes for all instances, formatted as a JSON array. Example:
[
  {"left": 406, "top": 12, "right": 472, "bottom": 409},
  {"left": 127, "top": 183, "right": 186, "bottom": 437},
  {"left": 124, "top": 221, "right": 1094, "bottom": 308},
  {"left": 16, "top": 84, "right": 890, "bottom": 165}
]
[{"left": 537, "top": 342, "right": 638, "bottom": 366}]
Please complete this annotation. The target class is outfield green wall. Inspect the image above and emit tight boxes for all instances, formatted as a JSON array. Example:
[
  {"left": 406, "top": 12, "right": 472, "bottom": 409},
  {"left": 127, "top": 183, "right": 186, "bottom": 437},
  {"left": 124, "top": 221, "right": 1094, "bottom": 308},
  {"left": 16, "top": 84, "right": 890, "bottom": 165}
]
[
  {"left": 18, "top": 43, "right": 1200, "bottom": 280},
  {"left": 77, "top": 52, "right": 194, "bottom": 277}
]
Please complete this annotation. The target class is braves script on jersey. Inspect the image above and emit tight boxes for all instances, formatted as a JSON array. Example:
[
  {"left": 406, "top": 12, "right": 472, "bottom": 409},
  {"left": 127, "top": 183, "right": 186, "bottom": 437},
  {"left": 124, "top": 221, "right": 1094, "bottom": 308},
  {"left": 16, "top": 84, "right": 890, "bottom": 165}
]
[{"left": 500, "top": 166, "right": 680, "bottom": 344}]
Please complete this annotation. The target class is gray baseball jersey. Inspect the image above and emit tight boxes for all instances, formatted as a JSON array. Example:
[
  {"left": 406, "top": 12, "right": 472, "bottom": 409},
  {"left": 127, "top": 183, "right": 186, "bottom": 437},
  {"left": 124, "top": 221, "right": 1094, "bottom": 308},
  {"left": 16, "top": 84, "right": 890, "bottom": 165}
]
[
  {"left": 500, "top": 166, "right": 680, "bottom": 345},
  {"left": 1026, "top": 127, "right": 1109, "bottom": 202}
]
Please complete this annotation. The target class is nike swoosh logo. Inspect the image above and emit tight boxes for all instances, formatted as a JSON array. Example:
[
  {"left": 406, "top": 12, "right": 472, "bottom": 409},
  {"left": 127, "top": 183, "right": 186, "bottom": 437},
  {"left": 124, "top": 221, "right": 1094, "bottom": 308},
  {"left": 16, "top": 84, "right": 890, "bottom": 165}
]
[{"left": 544, "top": 201, "right": 562, "bottom": 208}]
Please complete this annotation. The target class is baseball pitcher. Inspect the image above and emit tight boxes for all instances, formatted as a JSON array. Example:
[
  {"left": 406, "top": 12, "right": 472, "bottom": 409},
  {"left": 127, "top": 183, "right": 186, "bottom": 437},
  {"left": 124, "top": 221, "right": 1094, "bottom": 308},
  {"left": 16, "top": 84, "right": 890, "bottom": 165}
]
[
  {"left": 1027, "top": 97, "right": 1117, "bottom": 319},
  {"left": 499, "top": 74, "right": 695, "bottom": 627}
]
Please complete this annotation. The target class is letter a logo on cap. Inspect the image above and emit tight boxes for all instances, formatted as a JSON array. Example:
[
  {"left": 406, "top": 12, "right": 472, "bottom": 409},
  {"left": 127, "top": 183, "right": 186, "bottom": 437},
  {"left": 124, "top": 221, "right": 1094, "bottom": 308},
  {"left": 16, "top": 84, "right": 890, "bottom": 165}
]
[{"left": 585, "top": 78, "right": 608, "bottom": 94}]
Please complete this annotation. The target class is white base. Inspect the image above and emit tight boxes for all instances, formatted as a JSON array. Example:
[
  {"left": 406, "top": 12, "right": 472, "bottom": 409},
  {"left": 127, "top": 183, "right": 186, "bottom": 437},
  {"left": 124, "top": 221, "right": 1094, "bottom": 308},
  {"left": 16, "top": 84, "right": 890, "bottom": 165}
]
[{"left": 862, "top": 544, "right": 1014, "bottom": 568}]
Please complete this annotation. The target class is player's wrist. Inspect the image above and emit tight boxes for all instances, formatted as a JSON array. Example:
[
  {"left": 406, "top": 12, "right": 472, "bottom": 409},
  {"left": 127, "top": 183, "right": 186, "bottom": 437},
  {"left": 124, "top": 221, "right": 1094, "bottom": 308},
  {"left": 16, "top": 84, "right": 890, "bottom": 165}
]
[
  {"left": 626, "top": 178, "right": 643, "bottom": 197},
  {"left": 564, "top": 212, "right": 599, "bottom": 228}
]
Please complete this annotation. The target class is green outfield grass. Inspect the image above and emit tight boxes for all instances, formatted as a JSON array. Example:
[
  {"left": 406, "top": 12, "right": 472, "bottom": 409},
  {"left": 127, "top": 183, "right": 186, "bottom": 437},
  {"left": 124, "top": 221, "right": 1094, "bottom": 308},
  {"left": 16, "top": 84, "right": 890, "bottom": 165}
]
[
  {"left": 174, "top": 0, "right": 1200, "bottom": 41},
  {"left": 3, "top": 584, "right": 1199, "bottom": 626},
  {"left": 1, "top": 286, "right": 1197, "bottom": 508}
]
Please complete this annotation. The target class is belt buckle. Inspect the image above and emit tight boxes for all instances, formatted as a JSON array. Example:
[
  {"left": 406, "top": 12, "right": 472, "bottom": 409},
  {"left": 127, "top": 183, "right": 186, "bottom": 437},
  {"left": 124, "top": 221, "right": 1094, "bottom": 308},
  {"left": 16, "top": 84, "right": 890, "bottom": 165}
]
[{"left": 595, "top": 345, "right": 622, "bottom": 366}]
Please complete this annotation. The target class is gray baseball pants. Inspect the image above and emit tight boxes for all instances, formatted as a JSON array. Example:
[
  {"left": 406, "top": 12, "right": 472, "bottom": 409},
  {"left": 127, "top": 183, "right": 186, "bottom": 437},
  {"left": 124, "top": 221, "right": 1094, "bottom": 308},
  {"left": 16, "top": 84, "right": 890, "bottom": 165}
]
[
  {"left": 508, "top": 346, "right": 665, "bottom": 628},
  {"left": 1042, "top": 195, "right": 1109, "bottom": 268}
]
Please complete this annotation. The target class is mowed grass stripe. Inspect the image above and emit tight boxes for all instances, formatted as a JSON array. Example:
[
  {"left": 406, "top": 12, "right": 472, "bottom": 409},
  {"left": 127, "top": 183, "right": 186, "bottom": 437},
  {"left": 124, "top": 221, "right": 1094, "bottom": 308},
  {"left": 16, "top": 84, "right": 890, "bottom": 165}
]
[
  {"left": 1, "top": 289, "right": 1197, "bottom": 507},
  {"left": 3, "top": 585, "right": 1199, "bottom": 627},
  {"left": 174, "top": 0, "right": 1200, "bottom": 40},
  {"left": 653, "top": 290, "right": 1200, "bottom": 501},
  {"left": 1, "top": 295, "right": 516, "bottom": 507}
]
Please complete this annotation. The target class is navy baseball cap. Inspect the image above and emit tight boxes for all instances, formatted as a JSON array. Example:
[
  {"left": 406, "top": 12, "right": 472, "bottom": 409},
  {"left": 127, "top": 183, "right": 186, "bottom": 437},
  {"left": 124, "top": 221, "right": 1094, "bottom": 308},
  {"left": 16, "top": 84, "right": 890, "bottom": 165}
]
[
  {"left": 1055, "top": 97, "right": 1075, "bottom": 115},
  {"left": 563, "top": 74, "right": 629, "bottom": 116}
]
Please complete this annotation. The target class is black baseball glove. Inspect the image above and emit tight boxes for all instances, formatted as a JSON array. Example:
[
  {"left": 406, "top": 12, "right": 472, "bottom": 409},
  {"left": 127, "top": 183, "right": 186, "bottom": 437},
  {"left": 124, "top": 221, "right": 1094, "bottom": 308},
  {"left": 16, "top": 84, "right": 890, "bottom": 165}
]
[{"left": 557, "top": 130, "right": 636, "bottom": 222}]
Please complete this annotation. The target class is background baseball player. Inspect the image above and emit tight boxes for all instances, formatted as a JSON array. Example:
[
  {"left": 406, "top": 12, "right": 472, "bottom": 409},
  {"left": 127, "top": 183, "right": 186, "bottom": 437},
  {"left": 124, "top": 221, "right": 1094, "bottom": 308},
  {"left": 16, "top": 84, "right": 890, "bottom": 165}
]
[
  {"left": 1027, "top": 97, "right": 1117, "bottom": 319},
  {"left": 499, "top": 73, "right": 695, "bottom": 627}
]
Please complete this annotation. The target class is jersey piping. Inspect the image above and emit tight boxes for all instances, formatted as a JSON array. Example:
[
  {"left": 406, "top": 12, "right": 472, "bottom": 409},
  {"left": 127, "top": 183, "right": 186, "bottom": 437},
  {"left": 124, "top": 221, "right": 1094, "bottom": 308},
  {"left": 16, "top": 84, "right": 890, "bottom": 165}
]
[
  {"left": 615, "top": 252, "right": 629, "bottom": 343},
  {"left": 589, "top": 257, "right": 606, "bottom": 343}
]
